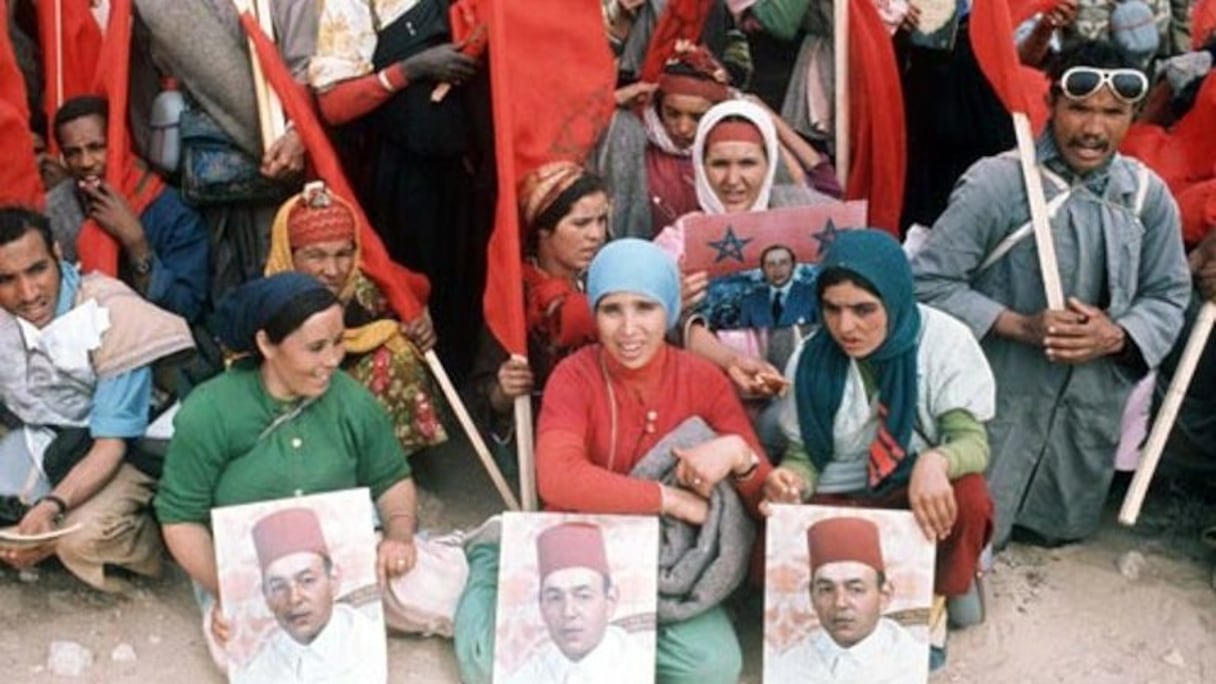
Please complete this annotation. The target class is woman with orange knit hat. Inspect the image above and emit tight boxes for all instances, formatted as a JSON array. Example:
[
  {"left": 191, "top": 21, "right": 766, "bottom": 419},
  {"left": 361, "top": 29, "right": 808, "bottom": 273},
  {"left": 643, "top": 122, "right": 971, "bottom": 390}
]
[
  {"left": 466, "top": 162, "right": 610, "bottom": 458},
  {"left": 265, "top": 182, "right": 447, "bottom": 453}
]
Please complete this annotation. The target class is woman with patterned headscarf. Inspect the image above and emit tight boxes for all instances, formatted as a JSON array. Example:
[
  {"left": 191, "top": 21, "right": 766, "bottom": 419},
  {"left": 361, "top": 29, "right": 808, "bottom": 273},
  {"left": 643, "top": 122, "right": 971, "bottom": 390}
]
[
  {"left": 265, "top": 182, "right": 446, "bottom": 453},
  {"left": 466, "top": 162, "right": 611, "bottom": 450}
]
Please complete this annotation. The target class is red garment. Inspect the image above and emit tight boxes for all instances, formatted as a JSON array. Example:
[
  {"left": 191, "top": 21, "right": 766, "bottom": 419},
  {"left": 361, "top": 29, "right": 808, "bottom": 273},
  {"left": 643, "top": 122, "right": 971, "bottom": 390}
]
[
  {"left": 315, "top": 62, "right": 407, "bottom": 126},
  {"left": 844, "top": 0, "right": 905, "bottom": 235},
  {"left": 1195, "top": 0, "right": 1216, "bottom": 48},
  {"left": 645, "top": 147, "right": 699, "bottom": 234},
  {"left": 240, "top": 12, "right": 430, "bottom": 319},
  {"left": 639, "top": 0, "right": 714, "bottom": 83},
  {"left": 483, "top": 0, "right": 615, "bottom": 356},
  {"left": 1178, "top": 179, "right": 1216, "bottom": 246},
  {"left": 810, "top": 474, "right": 993, "bottom": 596},
  {"left": 537, "top": 345, "right": 771, "bottom": 515},
  {"left": 0, "top": 0, "right": 42, "bottom": 208},
  {"left": 522, "top": 263, "right": 595, "bottom": 350}
]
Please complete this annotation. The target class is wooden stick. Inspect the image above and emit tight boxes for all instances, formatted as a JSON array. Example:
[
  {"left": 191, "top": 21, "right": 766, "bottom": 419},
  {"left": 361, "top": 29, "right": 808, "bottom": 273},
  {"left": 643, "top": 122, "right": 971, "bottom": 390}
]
[
  {"left": 1012, "top": 112, "right": 1065, "bottom": 310},
  {"left": 1119, "top": 301, "right": 1216, "bottom": 525},
  {"left": 253, "top": 0, "right": 287, "bottom": 142},
  {"left": 512, "top": 354, "right": 538, "bottom": 511},
  {"left": 833, "top": 0, "right": 849, "bottom": 187},
  {"left": 232, "top": 0, "right": 285, "bottom": 153},
  {"left": 423, "top": 350, "right": 521, "bottom": 511},
  {"left": 54, "top": 0, "right": 63, "bottom": 118}
]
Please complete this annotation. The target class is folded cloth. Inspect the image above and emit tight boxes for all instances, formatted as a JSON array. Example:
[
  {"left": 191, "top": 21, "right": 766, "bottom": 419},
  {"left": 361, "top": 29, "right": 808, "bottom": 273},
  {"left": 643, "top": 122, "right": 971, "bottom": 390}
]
[{"left": 629, "top": 416, "right": 756, "bottom": 623}]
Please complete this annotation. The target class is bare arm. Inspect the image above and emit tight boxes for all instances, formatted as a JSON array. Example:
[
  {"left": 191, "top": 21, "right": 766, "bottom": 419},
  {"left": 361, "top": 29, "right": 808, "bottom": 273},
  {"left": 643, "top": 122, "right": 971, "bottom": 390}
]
[{"left": 162, "top": 522, "right": 220, "bottom": 596}]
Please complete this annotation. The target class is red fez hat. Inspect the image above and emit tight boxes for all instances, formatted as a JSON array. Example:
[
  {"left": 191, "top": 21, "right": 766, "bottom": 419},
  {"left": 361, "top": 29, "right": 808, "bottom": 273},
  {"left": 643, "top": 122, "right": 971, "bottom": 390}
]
[
  {"left": 806, "top": 517, "right": 885, "bottom": 576},
  {"left": 705, "top": 119, "right": 764, "bottom": 149},
  {"left": 287, "top": 181, "right": 357, "bottom": 250},
  {"left": 536, "top": 522, "right": 610, "bottom": 580},
  {"left": 252, "top": 507, "right": 330, "bottom": 572}
]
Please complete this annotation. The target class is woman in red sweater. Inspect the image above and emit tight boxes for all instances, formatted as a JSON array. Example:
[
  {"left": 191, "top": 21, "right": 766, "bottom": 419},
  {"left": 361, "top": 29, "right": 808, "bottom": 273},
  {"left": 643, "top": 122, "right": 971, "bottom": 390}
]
[{"left": 454, "top": 238, "right": 772, "bottom": 684}]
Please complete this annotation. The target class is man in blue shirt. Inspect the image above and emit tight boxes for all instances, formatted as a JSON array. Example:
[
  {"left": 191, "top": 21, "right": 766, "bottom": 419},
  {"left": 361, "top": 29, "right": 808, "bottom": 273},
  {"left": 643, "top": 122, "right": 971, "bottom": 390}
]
[{"left": 0, "top": 207, "right": 194, "bottom": 591}]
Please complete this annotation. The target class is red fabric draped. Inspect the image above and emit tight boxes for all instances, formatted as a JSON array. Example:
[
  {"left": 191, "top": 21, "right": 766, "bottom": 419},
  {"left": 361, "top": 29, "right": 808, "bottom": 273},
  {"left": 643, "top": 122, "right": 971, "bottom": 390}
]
[
  {"left": 0, "top": 0, "right": 43, "bottom": 208},
  {"left": 844, "top": 0, "right": 905, "bottom": 235},
  {"left": 971, "top": 0, "right": 1053, "bottom": 132},
  {"left": 36, "top": 0, "right": 102, "bottom": 153},
  {"left": 639, "top": 0, "right": 713, "bottom": 83},
  {"left": 238, "top": 12, "right": 429, "bottom": 319},
  {"left": 1195, "top": 0, "right": 1216, "bottom": 49},
  {"left": 484, "top": 0, "right": 615, "bottom": 355},
  {"left": 76, "top": 0, "right": 165, "bottom": 276}
]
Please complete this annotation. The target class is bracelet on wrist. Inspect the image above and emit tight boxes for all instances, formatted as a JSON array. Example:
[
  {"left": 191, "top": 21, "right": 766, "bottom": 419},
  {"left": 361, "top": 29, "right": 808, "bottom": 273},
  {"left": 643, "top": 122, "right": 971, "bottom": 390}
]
[{"left": 36, "top": 494, "right": 68, "bottom": 525}]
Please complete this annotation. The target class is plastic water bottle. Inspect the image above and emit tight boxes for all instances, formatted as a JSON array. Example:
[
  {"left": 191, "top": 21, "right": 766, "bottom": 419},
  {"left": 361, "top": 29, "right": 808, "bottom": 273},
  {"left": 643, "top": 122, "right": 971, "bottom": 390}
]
[{"left": 148, "top": 77, "right": 184, "bottom": 174}]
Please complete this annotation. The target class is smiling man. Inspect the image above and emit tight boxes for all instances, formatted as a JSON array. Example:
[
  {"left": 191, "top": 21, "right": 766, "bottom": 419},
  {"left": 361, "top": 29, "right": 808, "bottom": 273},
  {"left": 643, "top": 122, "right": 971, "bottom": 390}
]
[
  {"left": 237, "top": 506, "right": 385, "bottom": 684},
  {"left": 504, "top": 521, "right": 650, "bottom": 684},
  {"left": 772, "top": 517, "right": 924, "bottom": 683},
  {"left": 0, "top": 206, "right": 193, "bottom": 590},
  {"left": 911, "top": 40, "right": 1191, "bottom": 549}
]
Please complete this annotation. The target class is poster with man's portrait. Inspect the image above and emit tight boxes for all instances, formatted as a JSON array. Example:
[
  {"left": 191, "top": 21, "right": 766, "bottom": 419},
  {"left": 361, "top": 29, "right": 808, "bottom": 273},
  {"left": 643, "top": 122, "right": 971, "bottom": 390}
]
[
  {"left": 678, "top": 202, "right": 867, "bottom": 331},
  {"left": 212, "top": 488, "right": 386, "bottom": 684},
  {"left": 764, "top": 504, "right": 935, "bottom": 684},
  {"left": 493, "top": 512, "right": 659, "bottom": 684}
]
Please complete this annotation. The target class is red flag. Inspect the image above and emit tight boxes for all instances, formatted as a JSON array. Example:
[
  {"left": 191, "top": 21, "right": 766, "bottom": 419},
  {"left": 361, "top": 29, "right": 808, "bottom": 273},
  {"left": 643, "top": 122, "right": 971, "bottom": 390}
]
[
  {"left": 36, "top": 0, "right": 102, "bottom": 153},
  {"left": 639, "top": 0, "right": 714, "bottom": 83},
  {"left": 971, "top": 0, "right": 1053, "bottom": 132},
  {"left": 75, "top": 0, "right": 165, "bottom": 275},
  {"left": 484, "top": 0, "right": 615, "bottom": 355},
  {"left": 0, "top": 0, "right": 43, "bottom": 208},
  {"left": 844, "top": 0, "right": 905, "bottom": 235},
  {"left": 238, "top": 12, "right": 429, "bottom": 320}
]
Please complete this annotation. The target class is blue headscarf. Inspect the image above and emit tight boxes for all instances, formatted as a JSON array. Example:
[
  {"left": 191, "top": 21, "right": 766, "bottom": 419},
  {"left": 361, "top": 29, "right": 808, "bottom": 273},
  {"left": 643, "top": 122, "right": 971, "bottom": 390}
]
[
  {"left": 586, "top": 238, "right": 682, "bottom": 329},
  {"left": 794, "top": 229, "right": 922, "bottom": 490},
  {"left": 215, "top": 272, "right": 332, "bottom": 354}
]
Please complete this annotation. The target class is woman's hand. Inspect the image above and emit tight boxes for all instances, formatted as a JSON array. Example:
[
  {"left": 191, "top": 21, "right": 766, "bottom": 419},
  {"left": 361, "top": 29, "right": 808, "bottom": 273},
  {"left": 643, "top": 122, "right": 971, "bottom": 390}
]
[
  {"left": 400, "top": 44, "right": 478, "bottom": 84},
  {"left": 260, "top": 128, "right": 306, "bottom": 181},
  {"left": 908, "top": 450, "right": 956, "bottom": 541},
  {"left": 726, "top": 353, "right": 787, "bottom": 398},
  {"left": 615, "top": 81, "right": 657, "bottom": 108},
  {"left": 673, "top": 435, "right": 753, "bottom": 498},
  {"left": 762, "top": 467, "right": 806, "bottom": 511},
  {"left": 681, "top": 271, "right": 710, "bottom": 311},
  {"left": 660, "top": 484, "right": 709, "bottom": 525},
  {"left": 491, "top": 358, "right": 534, "bottom": 413},
  {"left": 402, "top": 309, "right": 437, "bottom": 353},
  {"left": 210, "top": 600, "right": 232, "bottom": 648},
  {"left": 376, "top": 537, "right": 417, "bottom": 588}
]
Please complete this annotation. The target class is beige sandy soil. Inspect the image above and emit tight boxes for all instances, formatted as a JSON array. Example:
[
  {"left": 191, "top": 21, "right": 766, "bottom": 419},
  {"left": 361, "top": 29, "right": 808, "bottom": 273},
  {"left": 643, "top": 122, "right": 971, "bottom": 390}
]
[{"left": 2, "top": 440, "right": 1213, "bottom": 684}]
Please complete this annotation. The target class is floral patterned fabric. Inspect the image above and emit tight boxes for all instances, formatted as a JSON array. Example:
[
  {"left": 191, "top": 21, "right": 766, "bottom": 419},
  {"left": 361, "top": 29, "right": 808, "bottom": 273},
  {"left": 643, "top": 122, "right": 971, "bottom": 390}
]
[{"left": 311, "top": 0, "right": 422, "bottom": 89}]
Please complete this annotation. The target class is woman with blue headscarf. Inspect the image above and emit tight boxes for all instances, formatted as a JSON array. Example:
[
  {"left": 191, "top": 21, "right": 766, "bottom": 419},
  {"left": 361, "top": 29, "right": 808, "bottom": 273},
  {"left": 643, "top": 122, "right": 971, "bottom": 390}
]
[
  {"left": 764, "top": 230, "right": 996, "bottom": 633},
  {"left": 454, "top": 240, "right": 770, "bottom": 684}
]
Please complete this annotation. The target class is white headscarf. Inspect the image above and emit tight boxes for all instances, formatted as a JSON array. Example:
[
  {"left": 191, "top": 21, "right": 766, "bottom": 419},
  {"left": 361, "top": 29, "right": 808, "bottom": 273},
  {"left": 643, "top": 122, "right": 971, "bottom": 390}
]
[{"left": 691, "top": 99, "right": 780, "bottom": 215}]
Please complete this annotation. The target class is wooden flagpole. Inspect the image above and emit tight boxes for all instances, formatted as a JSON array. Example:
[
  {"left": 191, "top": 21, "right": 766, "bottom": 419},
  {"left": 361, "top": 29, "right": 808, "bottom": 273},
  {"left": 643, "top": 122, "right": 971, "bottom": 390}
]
[
  {"left": 512, "top": 355, "right": 538, "bottom": 511},
  {"left": 1012, "top": 112, "right": 1065, "bottom": 309},
  {"left": 833, "top": 0, "right": 849, "bottom": 187},
  {"left": 233, "top": 0, "right": 285, "bottom": 153},
  {"left": 1119, "top": 301, "right": 1216, "bottom": 525}
]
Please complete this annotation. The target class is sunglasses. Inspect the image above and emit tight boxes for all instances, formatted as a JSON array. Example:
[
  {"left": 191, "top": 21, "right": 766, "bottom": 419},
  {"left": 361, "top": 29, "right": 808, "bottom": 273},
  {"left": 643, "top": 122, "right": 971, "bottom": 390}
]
[{"left": 1058, "top": 67, "right": 1149, "bottom": 104}]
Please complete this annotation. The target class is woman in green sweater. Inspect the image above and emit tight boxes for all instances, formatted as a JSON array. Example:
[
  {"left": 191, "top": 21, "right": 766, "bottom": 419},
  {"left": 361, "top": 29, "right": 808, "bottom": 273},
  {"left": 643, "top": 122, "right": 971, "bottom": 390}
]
[
  {"left": 154, "top": 272, "right": 418, "bottom": 662},
  {"left": 763, "top": 229, "right": 995, "bottom": 625}
]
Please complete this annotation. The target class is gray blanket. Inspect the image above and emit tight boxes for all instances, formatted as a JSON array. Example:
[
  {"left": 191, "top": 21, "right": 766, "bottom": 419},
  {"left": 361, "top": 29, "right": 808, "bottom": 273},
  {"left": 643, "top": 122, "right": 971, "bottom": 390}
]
[{"left": 630, "top": 416, "right": 756, "bottom": 624}]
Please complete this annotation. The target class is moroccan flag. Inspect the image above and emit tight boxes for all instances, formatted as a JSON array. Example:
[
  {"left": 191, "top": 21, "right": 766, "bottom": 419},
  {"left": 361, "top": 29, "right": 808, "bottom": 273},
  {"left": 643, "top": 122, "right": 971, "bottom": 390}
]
[
  {"left": 238, "top": 12, "right": 429, "bottom": 320},
  {"left": 484, "top": 0, "right": 615, "bottom": 355},
  {"left": 75, "top": 0, "right": 165, "bottom": 276},
  {"left": 844, "top": 0, "right": 905, "bottom": 235},
  {"left": 971, "top": 0, "right": 1053, "bottom": 132},
  {"left": 639, "top": 0, "right": 714, "bottom": 82},
  {"left": 36, "top": 0, "right": 103, "bottom": 152},
  {"left": 0, "top": 0, "right": 43, "bottom": 208}
]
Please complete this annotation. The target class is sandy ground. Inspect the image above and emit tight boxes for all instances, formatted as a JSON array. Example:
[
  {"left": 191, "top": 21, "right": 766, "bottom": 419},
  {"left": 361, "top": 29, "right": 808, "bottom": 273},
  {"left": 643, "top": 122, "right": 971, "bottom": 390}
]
[{"left": 2, "top": 437, "right": 1213, "bottom": 684}]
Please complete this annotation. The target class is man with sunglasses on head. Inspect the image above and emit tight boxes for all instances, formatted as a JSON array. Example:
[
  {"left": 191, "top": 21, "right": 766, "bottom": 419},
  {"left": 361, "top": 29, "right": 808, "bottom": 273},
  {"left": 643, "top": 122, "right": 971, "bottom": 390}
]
[{"left": 910, "top": 41, "right": 1191, "bottom": 550}]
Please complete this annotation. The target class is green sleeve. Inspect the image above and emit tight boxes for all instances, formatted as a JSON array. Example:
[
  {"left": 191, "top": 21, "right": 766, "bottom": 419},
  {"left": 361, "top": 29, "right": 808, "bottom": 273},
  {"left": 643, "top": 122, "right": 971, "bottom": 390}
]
[
  {"left": 345, "top": 376, "right": 412, "bottom": 500},
  {"left": 781, "top": 438, "right": 820, "bottom": 499},
  {"left": 752, "top": 0, "right": 812, "bottom": 41},
  {"left": 154, "top": 385, "right": 229, "bottom": 525},
  {"left": 934, "top": 408, "right": 990, "bottom": 479}
]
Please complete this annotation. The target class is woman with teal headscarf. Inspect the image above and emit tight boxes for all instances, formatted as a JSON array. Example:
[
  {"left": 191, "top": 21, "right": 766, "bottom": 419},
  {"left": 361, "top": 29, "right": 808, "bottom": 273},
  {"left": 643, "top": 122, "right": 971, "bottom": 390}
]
[{"left": 764, "top": 229, "right": 997, "bottom": 635}]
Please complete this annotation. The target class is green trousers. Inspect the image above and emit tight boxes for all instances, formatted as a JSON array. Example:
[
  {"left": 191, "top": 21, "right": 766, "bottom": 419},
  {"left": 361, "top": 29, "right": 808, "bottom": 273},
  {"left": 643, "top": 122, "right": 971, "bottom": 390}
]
[{"left": 454, "top": 543, "right": 743, "bottom": 684}]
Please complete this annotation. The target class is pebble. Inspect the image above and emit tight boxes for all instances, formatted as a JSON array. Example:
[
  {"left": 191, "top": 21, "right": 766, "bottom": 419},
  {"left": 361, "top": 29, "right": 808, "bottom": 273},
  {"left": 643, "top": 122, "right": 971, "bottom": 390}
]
[
  {"left": 47, "top": 641, "right": 94, "bottom": 677},
  {"left": 17, "top": 568, "right": 38, "bottom": 583},
  {"left": 111, "top": 643, "right": 137, "bottom": 662},
  {"left": 1117, "top": 550, "right": 1147, "bottom": 581},
  {"left": 147, "top": 634, "right": 162, "bottom": 645},
  {"left": 1162, "top": 648, "right": 1186, "bottom": 668}
]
